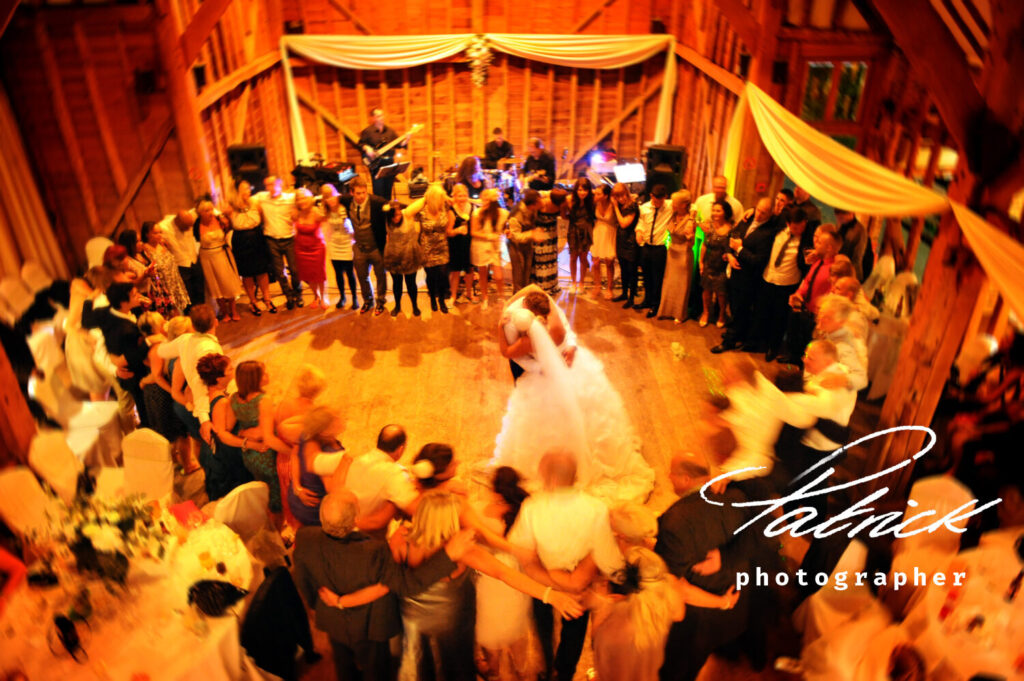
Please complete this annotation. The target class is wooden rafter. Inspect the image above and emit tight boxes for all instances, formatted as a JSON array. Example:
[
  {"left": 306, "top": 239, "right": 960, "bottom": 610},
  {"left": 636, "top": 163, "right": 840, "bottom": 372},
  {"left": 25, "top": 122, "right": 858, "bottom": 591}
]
[
  {"left": 180, "top": 0, "right": 235, "bottom": 66},
  {"left": 326, "top": 0, "right": 374, "bottom": 35},
  {"left": 231, "top": 83, "right": 252, "bottom": 145},
  {"left": 295, "top": 90, "right": 361, "bottom": 147},
  {"left": 675, "top": 43, "right": 744, "bottom": 96},
  {"left": 0, "top": 0, "right": 18, "bottom": 38},
  {"left": 197, "top": 51, "right": 281, "bottom": 110},
  {"left": 712, "top": 0, "right": 760, "bottom": 52},
  {"left": 572, "top": 0, "right": 620, "bottom": 33},
  {"left": 101, "top": 117, "right": 175, "bottom": 236}
]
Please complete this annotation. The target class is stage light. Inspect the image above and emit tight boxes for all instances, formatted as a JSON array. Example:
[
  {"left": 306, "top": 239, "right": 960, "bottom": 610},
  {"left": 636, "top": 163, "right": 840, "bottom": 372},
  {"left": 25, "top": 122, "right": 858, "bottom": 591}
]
[{"left": 590, "top": 152, "right": 604, "bottom": 165}]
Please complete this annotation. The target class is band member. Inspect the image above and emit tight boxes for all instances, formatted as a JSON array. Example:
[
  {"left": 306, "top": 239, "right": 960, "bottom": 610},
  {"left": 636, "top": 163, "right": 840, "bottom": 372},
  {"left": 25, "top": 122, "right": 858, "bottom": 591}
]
[
  {"left": 522, "top": 138, "right": 556, "bottom": 191},
  {"left": 358, "top": 107, "right": 406, "bottom": 199},
  {"left": 483, "top": 127, "right": 514, "bottom": 169}
]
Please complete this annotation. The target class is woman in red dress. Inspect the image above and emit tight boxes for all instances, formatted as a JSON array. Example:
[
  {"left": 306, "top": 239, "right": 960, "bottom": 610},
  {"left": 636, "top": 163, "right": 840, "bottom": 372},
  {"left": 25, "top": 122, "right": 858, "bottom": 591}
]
[{"left": 292, "top": 188, "right": 329, "bottom": 308}]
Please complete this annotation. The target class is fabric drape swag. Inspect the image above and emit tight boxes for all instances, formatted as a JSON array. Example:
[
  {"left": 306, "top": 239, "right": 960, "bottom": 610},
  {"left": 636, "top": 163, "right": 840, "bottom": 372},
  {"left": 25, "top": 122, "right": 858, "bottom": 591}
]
[
  {"left": 280, "top": 34, "right": 677, "bottom": 162},
  {"left": 740, "top": 82, "right": 1024, "bottom": 320}
]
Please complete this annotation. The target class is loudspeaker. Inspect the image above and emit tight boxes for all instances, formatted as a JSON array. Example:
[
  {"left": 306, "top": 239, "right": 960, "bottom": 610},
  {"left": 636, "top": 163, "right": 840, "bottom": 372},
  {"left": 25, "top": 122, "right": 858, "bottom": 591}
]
[
  {"left": 227, "top": 145, "right": 268, "bottom": 188},
  {"left": 645, "top": 144, "right": 687, "bottom": 194}
]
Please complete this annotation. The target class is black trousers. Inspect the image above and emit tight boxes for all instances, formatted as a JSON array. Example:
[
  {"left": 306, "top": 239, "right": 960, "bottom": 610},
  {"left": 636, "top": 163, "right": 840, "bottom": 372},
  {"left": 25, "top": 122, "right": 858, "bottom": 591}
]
[
  {"left": 178, "top": 262, "right": 205, "bottom": 310},
  {"left": 751, "top": 281, "right": 798, "bottom": 354},
  {"left": 660, "top": 589, "right": 752, "bottom": 681},
  {"left": 782, "top": 308, "right": 816, "bottom": 361},
  {"left": 533, "top": 599, "right": 589, "bottom": 681},
  {"left": 721, "top": 269, "right": 763, "bottom": 347},
  {"left": 331, "top": 259, "right": 357, "bottom": 303},
  {"left": 424, "top": 265, "right": 447, "bottom": 301},
  {"left": 117, "top": 375, "right": 149, "bottom": 428},
  {"left": 639, "top": 244, "right": 667, "bottom": 309},
  {"left": 328, "top": 638, "right": 392, "bottom": 681},
  {"left": 618, "top": 257, "right": 639, "bottom": 300},
  {"left": 390, "top": 272, "right": 419, "bottom": 309}
]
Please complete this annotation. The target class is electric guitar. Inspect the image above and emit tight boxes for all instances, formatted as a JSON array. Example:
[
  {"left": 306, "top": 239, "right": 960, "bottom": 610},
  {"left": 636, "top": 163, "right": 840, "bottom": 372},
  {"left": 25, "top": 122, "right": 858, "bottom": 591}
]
[{"left": 362, "top": 123, "right": 424, "bottom": 173}]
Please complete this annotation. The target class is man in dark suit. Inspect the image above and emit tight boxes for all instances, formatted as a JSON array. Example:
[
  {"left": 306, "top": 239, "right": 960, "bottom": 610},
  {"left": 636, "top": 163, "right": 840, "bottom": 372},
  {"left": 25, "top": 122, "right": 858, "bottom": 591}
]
[
  {"left": 293, "top": 490, "right": 476, "bottom": 681},
  {"left": 656, "top": 447, "right": 763, "bottom": 681},
  {"left": 340, "top": 177, "right": 390, "bottom": 315},
  {"left": 90, "top": 282, "right": 150, "bottom": 427},
  {"left": 712, "top": 196, "right": 780, "bottom": 354}
]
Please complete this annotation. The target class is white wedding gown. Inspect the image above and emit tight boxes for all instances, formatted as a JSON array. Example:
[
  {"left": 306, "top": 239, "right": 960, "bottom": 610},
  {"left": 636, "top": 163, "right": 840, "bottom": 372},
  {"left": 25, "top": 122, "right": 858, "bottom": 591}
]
[{"left": 491, "top": 313, "right": 654, "bottom": 504}]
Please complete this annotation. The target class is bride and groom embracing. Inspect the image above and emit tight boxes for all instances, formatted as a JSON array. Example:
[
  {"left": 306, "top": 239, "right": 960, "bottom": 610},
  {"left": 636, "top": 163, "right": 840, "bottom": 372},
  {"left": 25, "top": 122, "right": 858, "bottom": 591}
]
[{"left": 492, "top": 285, "right": 655, "bottom": 504}]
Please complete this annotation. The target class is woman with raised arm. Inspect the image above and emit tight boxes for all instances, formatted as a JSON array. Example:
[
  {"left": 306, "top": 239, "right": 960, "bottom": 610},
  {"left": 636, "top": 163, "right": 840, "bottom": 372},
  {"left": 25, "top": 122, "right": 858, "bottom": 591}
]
[
  {"left": 407, "top": 184, "right": 454, "bottom": 313},
  {"left": 383, "top": 199, "right": 423, "bottom": 317}
]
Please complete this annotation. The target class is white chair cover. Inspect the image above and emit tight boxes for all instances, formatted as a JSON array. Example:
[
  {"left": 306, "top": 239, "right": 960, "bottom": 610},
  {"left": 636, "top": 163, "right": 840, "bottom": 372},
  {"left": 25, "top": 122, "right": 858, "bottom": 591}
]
[
  {"left": 0, "top": 467, "right": 56, "bottom": 539},
  {"left": 85, "top": 236, "right": 114, "bottom": 270},
  {"left": 26, "top": 323, "right": 64, "bottom": 378},
  {"left": 213, "top": 482, "right": 270, "bottom": 542},
  {"left": 123, "top": 428, "right": 173, "bottom": 502},
  {"left": 94, "top": 466, "right": 126, "bottom": 501},
  {"left": 28, "top": 430, "right": 81, "bottom": 505},
  {"left": 0, "top": 276, "right": 34, "bottom": 321},
  {"left": 794, "top": 540, "right": 875, "bottom": 648},
  {"left": 21, "top": 261, "right": 53, "bottom": 295},
  {"left": 28, "top": 371, "right": 122, "bottom": 467}
]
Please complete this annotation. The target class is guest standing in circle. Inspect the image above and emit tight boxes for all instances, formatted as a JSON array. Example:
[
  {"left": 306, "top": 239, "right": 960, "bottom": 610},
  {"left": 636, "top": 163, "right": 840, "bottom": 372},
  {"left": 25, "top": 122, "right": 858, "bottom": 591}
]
[
  {"left": 321, "top": 184, "right": 358, "bottom": 310},
  {"left": 118, "top": 229, "right": 174, "bottom": 315},
  {"left": 699, "top": 199, "right": 734, "bottom": 327},
  {"left": 590, "top": 184, "right": 617, "bottom": 299},
  {"left": 657, "top": 190, "right": 697, "bottom": 323},
  {"left": 287, "top": 405, "right": 345, "bottom": 527},
  {"left": 455, "top": 155, "right": 487, "bottom": 199},
  {"left": 564, "top": 177, "right": 595, "bottom": 295},
  {"left": 471, "top": 188, "right": 508, "bottom": 309},
  {"left": 197, "top": 353, "right": 254, "bottom": 501},
  {"left": 194, "top": 199, "right": 242, "bottom": 321},
  {"left": 611, "top": 183, "right": 641, "bottom": 308},
  {"left": 293, "top": 188, "right": 329, "bottom": 309},
  {"left": 225, "top": 179, "right": 275, "bottom": 316},
  {"left": 141, "top": 222, "right": 190, "bottom": 314},
  {"left": 254, "top": 176, "right": 303, "bottom": 310},
  {"left": 383, "top": 200, "right": 423, "bottom": 317},
  {"left": 139, "top": 312, "right": 190, "bottom": 466},
  {"left": 531, "top": 188, "right": 566, "bottom": 296},
  {"left": 409, "top": 184, "right": 453, "bottom": 314},
  {"left": 446, "top": 184, "right": 474, "bottom": 305},
  {"left": 231, "top": 360, "right": 291, "bottom": 525},
  {"left": 276, "top": 365, "right": 328, "bottom": 529}
]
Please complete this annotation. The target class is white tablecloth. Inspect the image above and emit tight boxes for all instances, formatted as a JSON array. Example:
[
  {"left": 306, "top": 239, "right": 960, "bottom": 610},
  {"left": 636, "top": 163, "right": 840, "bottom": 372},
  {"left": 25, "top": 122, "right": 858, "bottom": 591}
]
[
  {"left": 0, "top": 521, "right": 259, "bottom": 681},
  {"left": 902, "top": 546, "right": 1024, "bottom": 680}
]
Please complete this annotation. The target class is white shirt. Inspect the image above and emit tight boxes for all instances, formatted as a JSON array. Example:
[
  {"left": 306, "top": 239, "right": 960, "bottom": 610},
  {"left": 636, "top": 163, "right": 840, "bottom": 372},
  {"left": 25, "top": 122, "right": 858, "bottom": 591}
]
[
  {"left": 721, "top": 372, "right": 816, "bottom": 478},
  {"left": 324, "top": 210, "right": 355, "bottom": 260},
  {"left": 156, "top": 331, "right": 223, "bottom": 423},
  {"left": 254, "top": 191, "right": 296, "bottom": 239},
  {"left": 819, "top": 326, "right": 868, "bottom": 391},
  {"left": 344, "top": 449, "right": 419, "bottom": 516},
  {"left": 763, "top": 227, "right": 803, "bottom": 286},
  {"left": 158, "top": 213, "right": 199, "bottom": 267},
  {"left": 635, "top": 200, "right": 672, "bottom": 247},
  {"left": 693, "top": 193, "right": 744, "bottom": 225},
  {"left": 509, "top": 487, "right": 623, "bottom": 575},
  {"left": 791, "top": 363, "right": 858, "bottom": 452}
]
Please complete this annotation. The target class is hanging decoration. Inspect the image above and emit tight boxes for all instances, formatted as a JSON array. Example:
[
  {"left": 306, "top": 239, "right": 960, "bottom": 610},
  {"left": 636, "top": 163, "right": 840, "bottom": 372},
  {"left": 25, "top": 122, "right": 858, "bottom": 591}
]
[{"left": 466, "top": 35, "right": 493, "bottom": 88}]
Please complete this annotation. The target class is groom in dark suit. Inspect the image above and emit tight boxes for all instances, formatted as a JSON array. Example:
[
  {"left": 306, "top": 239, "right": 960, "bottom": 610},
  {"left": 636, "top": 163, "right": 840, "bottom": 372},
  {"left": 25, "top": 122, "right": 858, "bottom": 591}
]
[
  {"left": 88, "top": 282, "right": 150, "bottom": 427},
  {"left": 293, "top": 490, "right": 476, "bottom": 681},
  {"left": 340, "top": 177, "right": 390, "bottom": 315}
]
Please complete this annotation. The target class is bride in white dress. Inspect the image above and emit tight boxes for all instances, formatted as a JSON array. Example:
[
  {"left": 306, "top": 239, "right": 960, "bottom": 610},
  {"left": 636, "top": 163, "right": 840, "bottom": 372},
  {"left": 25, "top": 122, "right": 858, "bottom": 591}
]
[{"left": 491, "top": 285, "right": 654, "bottom": 504}]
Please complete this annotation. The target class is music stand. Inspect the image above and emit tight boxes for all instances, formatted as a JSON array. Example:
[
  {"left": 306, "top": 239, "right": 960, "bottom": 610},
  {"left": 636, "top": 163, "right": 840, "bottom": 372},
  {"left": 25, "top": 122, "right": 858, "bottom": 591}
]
[{"left": 375, "top": 162, "right": 410, "bottom": 180}]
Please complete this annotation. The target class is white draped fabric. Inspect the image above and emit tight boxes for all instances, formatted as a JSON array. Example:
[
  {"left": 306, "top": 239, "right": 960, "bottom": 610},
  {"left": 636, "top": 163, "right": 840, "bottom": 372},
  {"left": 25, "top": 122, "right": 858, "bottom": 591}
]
[
  {"left": 742, "top": 81, "right": 1024, "bottom": 321},
  {"left": 280, "top": 34, "right": 676, "bottom": 161}
]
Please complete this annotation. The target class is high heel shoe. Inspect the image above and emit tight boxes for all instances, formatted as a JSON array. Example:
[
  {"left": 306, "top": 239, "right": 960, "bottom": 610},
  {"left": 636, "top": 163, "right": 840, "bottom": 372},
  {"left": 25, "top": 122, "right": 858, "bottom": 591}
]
[
  {"left": 391, "top": 305, "right": 402, "bottom": 317},
  {"left": 412, "top": 306, "right": 421, "bottom": 316},
  {"left": 249, "top": 303, "right": 262, "bottom": 317},
  {"left": 266, "top": 301, "right": 278, "bottom": 314},
  {"left": 430, "top": 297, "right": 438, "bottom": 312}
]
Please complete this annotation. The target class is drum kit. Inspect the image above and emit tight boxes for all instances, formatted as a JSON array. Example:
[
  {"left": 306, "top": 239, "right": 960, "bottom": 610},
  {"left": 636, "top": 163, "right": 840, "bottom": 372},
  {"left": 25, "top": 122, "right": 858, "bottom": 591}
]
[{"left": 441, "top": 157, "right": 523, "bottom": 208}]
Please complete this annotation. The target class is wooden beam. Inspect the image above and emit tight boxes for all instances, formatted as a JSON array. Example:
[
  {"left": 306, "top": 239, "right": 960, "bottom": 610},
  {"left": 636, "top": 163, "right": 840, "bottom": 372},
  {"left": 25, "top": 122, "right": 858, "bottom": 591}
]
[
  {"left": 295, "top": 90, "right": 361, "bottom": 146},
  {"left": 231, "top": 83, "right": 251, "bottom": 145},
  {"left": 560, "top": 76, "right": 663, "bottom": 178},
  {"left": 675, "top": 43, "right": 744, "bottom": 96},
  {"left": 590, "top": 71, "right": 601, "bottom": 144},
  {"left": 568, "top": 69, "right": 578, "bottom": 169},
  {"left": 325, "top": 0, "right": 375, "bottom": 35},
  {"left": 180, "top": 0, "right": 235, "bottom": 66},
  {"left": 712, "top": 0, "right": 760, "bottom": 52},
  {"left": 870, "top": 0, "right": 983, "bottom": 154},
  {"left": 0, "top": 0, "right": 18, "bottom": 38},
  {"left": 196, "top": 50, "right": 281, "bottom": 110},
  {"left": 572, "top": 0, "right": 620, "bottom": 33},
  {"left": 35, "top": 21, "right": 101, "bottom": 232},
  {"left": 612, "top": 67, "right": 624, "bottom": 152},
  {"left": 426, "top": 64, "right": 435, "bottom": 178},
  {"left": 522, "top": 66, "right": 531, "bottom": 154},
  {"left": 101, "top": 117, "right": 175, "bottom": 236}
]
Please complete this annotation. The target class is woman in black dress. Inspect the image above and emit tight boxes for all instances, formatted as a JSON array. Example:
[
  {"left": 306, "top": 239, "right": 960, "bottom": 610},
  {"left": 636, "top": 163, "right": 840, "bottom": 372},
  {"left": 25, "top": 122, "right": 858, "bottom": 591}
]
[
  {"left": 455, "top": 155, "right": 487, "bottom": 200},
  {"left": 447, "top": 183, "right": 474, "bottom": 304},
  {"left": 610, "top": 183, "right": 641, "bottom": 308},
  {"left": 225, "top": 179, "right": 275, "bottom": 316}
]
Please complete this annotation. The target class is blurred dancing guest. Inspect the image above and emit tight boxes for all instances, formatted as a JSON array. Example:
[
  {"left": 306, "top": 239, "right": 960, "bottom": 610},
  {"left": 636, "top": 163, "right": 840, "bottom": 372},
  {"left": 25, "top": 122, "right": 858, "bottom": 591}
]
[
  {"left": 287, "top": 405, "right": 345, "bottom": 527},
  {"left": 693, "top": 175, "right": 744, "bottom": 225},
  {"left": 471, "top": 188, "right": 508, "bottom": 309},
  {"left": 611, "top": 183, "right": 641, "bottom": 308},
  {"left": 255, "top": 176, "right": 303, "bottom": 310},
  {"left": 194, "top": 199, "right": 241, "bottom": 321},
  {"left": 321, "top": 184, "right": 357, "bottom": 310},
  {"left": 657, "top": 190, "right": 696, "bottom": 323},
  {"left": 225, "top": 179, "right": 274, "bottom": 316},
  {"left": 292, "top": 188, "right": 329, "bottom": 308}
]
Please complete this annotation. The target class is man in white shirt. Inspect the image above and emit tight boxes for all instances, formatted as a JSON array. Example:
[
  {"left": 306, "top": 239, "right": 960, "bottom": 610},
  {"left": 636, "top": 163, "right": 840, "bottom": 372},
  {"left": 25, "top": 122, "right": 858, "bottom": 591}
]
[
  {"left": 753, "top": 207, "right": 813, "bottom": 361},
  {"left": 254, "top": 176, "right": 303, "bottom": 309},
  {"left": 158, "top": 209, "right": 203, "bottom": 309},
  {"left": 693, "top": 174, "right": 744, "bottom": 224},
  {"left": 814, "top": 296, "right": 868, "bottom": 391},
  {"left": 156, "top": 303, "right": 224, "bottom": 443},
  {"left": 342, "top": 425, "right": 419, "bottom": 536},
  {"left": 634, "top": 184, "right": 672, "bottom": 317},
  {"left": 510, "top": 450, "right": 623, "bottom": 681}
]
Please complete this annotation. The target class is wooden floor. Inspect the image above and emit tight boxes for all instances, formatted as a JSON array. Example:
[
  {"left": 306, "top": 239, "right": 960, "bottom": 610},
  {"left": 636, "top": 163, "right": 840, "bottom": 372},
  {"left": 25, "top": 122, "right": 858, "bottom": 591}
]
[{"left": 215, "top": 256, "right": 797, "bottom": 680}]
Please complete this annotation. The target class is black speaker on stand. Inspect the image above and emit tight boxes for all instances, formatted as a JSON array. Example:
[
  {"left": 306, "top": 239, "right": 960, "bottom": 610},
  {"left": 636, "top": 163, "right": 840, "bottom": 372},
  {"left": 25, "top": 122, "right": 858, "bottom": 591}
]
[
  {"left": 645, "top": 144, "right": 687, "bottom": 194},
  {"left": 227, "top": 145, "right": 269, "bottom": 189}
]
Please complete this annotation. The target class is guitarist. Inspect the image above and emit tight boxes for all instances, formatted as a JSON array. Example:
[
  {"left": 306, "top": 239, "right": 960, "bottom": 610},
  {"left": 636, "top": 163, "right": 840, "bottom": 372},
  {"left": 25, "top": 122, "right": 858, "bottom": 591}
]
[
  {"left": 522, "top": 137, "right": 556, "bottom": 191},
  {"left": 359, "top": 107, "right": 407, "bottom": 199}
]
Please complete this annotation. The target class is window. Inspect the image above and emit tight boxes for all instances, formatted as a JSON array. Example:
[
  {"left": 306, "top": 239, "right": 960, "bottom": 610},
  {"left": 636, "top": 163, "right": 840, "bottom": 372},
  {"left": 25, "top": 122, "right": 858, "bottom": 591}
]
[{"left": 800, "top": 61, "right": 868, "bottom": 123}]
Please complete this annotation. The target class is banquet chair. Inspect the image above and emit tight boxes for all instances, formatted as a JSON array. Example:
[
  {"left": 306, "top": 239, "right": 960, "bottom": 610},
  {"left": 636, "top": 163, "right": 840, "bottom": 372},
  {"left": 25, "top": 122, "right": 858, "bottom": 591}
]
[
  {"left": 28, "top": 429, "right": 82, "bottom": 505},
  {"left": 0, "top": 275, "right": 35, "bottom": 324},
  {"left": 84, "top": 236, "right": 114, "bottom": 270},
  {"left": 0, "top": 466, "right": 58, "bottom": 539},
  {"left": 793, "top": 539, "right": 875, "bottom": 649},
  {"left": 212, "top": 482, "right": 271, "bottom": 543},
  {"left": 21, "top": 261, "right": 53, "bottom": 296},
  {"left": 122, "top": 428, "right": 174, "bottom": 501}
]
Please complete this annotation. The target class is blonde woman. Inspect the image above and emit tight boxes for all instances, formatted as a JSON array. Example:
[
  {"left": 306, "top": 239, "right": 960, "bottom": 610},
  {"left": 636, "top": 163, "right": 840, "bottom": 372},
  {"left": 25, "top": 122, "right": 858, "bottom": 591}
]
[
  {"left": 408, "top": 184, "right": 453, "bottom": 313},
  {"left": 286, "top": 404, "right": 344, "bottom": 526},
  {"left": 223, "top": 179, "right": 274, "bottom": 316},
  {"left": 276, "top": 364, "right": 328, "bottom": 528},
  {"left": 139, "top": 313, "right": 193, "bottom": 468},
  {"left": 470, "top": 188, "right": 509, "bottom": 309},
  {"left": 194, "top": 199, "right": 241, "bottom": 321},
  {"left": 657, "top": 190, "right": 697, "bottom": 323},
  {"left": 292, "top": 188, "right": 329, "bottom": 308}
]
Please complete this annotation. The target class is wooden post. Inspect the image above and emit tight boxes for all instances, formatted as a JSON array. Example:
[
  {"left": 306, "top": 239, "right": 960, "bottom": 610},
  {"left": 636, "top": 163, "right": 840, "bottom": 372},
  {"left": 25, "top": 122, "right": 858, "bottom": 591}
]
[
  {"left": 155, "top": 0, "right": 215, "bottom": 200},
  {"left": 0, "top": 342, "right": 35, "bottom": 466},
  {"left": 426, "top": 65, "right": 435, "bottom": 178}
]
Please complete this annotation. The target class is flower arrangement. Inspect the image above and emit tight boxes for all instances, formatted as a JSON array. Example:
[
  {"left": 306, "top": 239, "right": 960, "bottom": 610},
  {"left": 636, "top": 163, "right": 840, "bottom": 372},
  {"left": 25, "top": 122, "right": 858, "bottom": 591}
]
[{"left": 467, "top": 35, "right": 493, "bottom": 88}]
